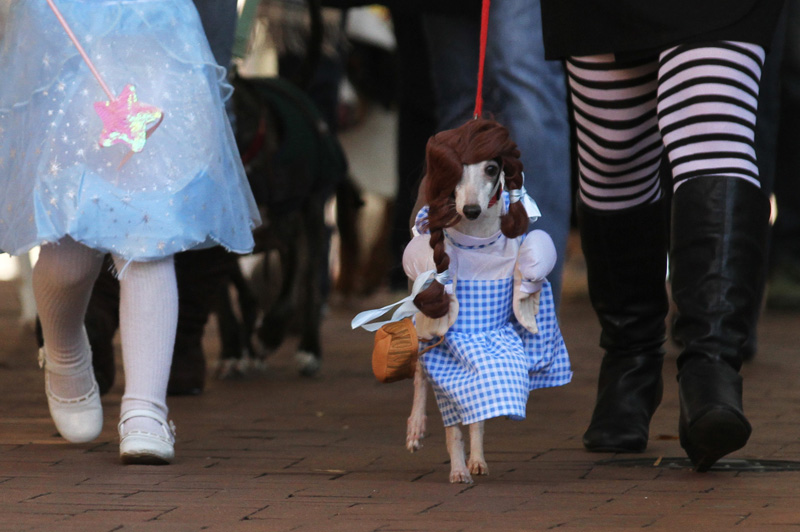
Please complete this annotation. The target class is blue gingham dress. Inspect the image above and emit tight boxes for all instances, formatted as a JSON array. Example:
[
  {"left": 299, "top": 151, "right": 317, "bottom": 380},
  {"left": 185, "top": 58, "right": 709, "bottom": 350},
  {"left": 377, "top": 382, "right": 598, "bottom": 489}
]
[{"left": 409, "top": 218, "right": 572, "bottom": 427}]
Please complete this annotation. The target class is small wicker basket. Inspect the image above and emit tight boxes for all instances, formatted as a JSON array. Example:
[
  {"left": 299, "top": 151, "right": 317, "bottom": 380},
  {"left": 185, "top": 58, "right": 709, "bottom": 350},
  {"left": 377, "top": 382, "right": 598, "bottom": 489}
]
[
  {"left": 371, "top": 318, "right": 444, "bottom": 383},
  {"left": 372, "top": 318, "right": 418, "bottom": 383}
]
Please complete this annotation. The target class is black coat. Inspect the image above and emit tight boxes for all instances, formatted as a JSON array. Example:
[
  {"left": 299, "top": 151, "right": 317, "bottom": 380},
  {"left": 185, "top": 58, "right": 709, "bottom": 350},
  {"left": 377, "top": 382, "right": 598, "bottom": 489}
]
[{"left": 540, "top": 0, "right": 783, "bottom": 59}]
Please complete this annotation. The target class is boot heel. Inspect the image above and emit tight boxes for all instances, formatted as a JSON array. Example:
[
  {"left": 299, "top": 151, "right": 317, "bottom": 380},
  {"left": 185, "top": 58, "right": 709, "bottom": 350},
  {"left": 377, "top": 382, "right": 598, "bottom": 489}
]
[
  {"left": 680, "top": 405, "right": 751, "bottom": 472},
  {"left": 678, "top": 358, "right": 752, "bottom": 471}
]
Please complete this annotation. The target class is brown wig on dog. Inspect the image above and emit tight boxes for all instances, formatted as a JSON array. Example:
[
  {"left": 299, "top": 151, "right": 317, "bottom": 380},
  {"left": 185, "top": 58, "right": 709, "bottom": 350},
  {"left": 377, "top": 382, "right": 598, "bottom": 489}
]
[{"left": 414, "top": 118, "right": 527, "bottom": 319}]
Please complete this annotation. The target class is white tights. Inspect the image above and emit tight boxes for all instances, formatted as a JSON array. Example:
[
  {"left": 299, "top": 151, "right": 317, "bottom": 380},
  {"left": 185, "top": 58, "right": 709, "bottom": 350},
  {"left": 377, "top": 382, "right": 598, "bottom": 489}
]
[{"left": 34, "top": 237, "right": 177, "bottom": 431}]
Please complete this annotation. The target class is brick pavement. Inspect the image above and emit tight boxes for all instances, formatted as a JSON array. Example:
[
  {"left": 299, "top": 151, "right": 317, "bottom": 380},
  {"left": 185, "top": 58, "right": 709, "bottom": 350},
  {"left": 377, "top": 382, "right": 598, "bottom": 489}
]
[{"left": 2, "top": 272, "right": 800, "bottom": 531}]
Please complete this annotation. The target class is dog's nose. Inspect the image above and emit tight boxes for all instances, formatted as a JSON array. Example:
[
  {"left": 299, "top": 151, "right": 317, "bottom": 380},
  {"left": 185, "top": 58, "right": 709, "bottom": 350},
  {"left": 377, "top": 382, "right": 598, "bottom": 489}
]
[{"left": 462, "top": 205, "right": 481, "bottom": 220}]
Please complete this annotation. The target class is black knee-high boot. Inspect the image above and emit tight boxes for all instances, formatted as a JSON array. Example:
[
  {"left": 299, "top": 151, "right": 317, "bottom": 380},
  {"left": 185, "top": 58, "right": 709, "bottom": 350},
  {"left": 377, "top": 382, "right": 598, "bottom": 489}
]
[
  {"left": 579, "top": 198, "right": 670, "bottom": 452},
  {"left": 671, "top": 176, "right": 769, "bottom": 472}
]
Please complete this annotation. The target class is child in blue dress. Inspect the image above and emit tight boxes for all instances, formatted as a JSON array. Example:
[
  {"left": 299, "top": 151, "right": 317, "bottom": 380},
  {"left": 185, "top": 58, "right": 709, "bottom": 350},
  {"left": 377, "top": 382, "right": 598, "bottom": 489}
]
[{"left": 0, "top": 0, "right": 259, "bottom": 463}]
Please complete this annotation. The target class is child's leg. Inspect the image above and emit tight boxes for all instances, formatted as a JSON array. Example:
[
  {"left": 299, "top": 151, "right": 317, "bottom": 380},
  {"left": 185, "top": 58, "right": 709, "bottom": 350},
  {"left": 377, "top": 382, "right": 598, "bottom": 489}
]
[
  {"left": 113, "top": 256, "right": 177, "bottom": 434},
  {"left": 33, "top": 237, "right": 105, "bottom": 443},
  {"left": 34, "top": 237, "right": 104, "bottom": 398}
]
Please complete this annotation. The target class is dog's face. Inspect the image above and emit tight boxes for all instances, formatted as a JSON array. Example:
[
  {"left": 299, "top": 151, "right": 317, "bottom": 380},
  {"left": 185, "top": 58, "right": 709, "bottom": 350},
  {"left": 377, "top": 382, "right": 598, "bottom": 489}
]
[{"left": 453, "top": 159, "right": 503, "bottom": 223}]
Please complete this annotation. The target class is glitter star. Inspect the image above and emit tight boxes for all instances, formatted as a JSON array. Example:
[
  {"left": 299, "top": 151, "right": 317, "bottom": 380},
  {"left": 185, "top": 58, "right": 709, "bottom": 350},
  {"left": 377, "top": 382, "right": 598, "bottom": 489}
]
[
  {"left": 49, "top": 160, "right": 61, "bottom": 175},
  {"left": 94, "top": 84, "right": 162, "bottom": 153}
]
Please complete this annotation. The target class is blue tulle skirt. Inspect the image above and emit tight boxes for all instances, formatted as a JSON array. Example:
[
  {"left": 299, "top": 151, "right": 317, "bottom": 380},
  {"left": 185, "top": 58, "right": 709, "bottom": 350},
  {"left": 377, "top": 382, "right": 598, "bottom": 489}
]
[{"left": 0, "top": 0, "right": 260, "bottom": 260}]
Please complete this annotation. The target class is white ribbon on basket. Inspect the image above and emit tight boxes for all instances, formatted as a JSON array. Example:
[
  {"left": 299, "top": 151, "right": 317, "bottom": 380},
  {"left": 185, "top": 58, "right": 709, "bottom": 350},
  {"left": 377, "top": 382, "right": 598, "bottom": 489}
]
[{"left": 351, "top": 269, "right": 450, "bottom": 332}]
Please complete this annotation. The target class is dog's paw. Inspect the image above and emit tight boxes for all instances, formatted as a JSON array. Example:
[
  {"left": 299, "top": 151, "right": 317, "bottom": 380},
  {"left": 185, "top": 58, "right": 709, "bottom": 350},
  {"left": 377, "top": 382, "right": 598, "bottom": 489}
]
[
  {"left": 405, "top": 429, "right": 424, "bottom": 453},
  {"left": 406, "top": 437, "right": 422, "bottom": 453},
  {"left": 449, "top": 467, "right": 473, "bottom": 484},
  {"left": 406, "top": 415, "right": 427, "bottom": 452},
  {"left": 468, "top": 458, "right": 489, "bottom": 476},
  {"left": 215, "top": 358, "right": 246, "bottom": 380},
  {"left": 414, "top": 296, "right": 457, "bottom": 340},
  {"left": 251, "top": 356, "right": 270, "bottom": 373},
  {"left": 513, "top": 288, "right": 540, "bottom": 334},
  {"left": 295, "top": 351, "right": 321, "bottom": 377}
]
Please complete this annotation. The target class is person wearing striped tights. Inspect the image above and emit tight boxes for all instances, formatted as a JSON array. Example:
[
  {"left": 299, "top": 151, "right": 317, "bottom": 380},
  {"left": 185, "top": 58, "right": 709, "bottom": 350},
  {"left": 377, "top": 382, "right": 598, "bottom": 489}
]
[{"left": 539, "top": 1, "right": 783, "bottom": 471}]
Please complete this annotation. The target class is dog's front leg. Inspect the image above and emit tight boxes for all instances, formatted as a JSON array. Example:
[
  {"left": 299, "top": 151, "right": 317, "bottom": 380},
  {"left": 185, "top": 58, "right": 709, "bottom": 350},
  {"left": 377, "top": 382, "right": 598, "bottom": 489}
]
[
  {"left": 446, "top": 425, "right": 472, "bottom": 483},
  {"left": 467, "top": 421, "right": 488, "bottom": 476},
  {"left": 406, "top": 363, "right": 428, "bottom": 452}
]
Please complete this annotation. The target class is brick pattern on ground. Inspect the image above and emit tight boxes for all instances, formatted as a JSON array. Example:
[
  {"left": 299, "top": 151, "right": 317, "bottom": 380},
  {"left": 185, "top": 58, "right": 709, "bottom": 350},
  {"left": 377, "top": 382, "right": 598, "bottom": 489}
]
[{"left": 2, "top": 279, "right": 800, "bottom": 531}]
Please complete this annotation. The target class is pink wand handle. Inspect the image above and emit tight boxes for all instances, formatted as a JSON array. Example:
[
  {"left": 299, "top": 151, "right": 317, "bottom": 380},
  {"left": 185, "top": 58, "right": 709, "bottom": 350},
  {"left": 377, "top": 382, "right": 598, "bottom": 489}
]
[{"left": 45, "top": 0, "right": 114, "bottom": 100}]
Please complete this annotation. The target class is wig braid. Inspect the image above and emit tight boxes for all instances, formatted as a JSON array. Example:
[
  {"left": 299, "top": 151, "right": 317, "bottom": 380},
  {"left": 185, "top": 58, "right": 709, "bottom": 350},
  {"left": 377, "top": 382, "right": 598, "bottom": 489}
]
[{"left": 413, "top": 118, "right": 527, "bottom": 319}]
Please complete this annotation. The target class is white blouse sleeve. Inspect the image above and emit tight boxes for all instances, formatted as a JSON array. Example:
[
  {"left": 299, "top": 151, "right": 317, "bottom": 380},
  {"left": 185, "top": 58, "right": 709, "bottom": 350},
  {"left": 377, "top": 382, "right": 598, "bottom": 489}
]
[
  {"left": 403, "top": 234, "right": 436, "bottom": 281},
  {"left": 517, "top": 229, "right": 557, "bottom": 293}
]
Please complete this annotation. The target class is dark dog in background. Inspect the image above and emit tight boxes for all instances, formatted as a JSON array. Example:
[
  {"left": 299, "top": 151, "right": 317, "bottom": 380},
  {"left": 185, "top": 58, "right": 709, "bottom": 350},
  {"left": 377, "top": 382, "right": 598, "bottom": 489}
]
[{"left": 212, "top": 74, "right": 354, "bottom": 378}]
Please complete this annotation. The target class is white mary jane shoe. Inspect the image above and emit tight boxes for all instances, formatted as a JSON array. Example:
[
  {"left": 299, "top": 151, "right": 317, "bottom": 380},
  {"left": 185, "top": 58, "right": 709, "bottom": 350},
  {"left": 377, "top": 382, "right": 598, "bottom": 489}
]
[
  {"left": 39, "top": 348, "right": 103, "bottom": 444},
  {"left": 118, "top": 409, "right": 176, "bottom": 465}
]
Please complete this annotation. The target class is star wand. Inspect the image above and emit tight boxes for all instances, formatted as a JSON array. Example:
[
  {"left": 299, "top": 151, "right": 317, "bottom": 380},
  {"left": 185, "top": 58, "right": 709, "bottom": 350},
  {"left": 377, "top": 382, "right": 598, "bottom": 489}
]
[{"left": 45, "top": 0, "right": 164, "bottom": 167}]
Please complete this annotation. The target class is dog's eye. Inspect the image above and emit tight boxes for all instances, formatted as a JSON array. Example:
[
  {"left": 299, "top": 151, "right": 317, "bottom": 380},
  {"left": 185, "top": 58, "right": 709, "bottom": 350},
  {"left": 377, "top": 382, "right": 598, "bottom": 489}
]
[{"left": 485, "top": 163, "right": 500, "bottom": 178}]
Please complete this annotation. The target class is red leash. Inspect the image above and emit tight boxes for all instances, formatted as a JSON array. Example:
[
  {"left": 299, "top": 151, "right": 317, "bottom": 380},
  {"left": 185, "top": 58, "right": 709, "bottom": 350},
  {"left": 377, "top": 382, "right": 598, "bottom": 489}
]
[
  {"left": 473, "top": 0, "right": 496, "bottom": 207},
  {"left": 472, "top": 0, "right": 491, "bottom": 118},
  {"left": 474, "top": 0, "right": 499, "bottom": 205}
]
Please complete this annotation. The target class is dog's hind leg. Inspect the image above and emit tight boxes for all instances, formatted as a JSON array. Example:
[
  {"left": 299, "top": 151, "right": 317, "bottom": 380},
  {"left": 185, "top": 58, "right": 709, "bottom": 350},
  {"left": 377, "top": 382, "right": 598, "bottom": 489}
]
[
  {"left": 214, "top": 280, "right": 248, "bottom": 380},
  {"left": 406, "top": 364, "right": 428, "bottom": 452},
  {"left": 467, "top": 421, "right": 488, "bottom": 476},
  {"left": 294, "top": 200, "right": 327, "bottom": 377},
  {"left": 257, "top": 241, "right": 294, "bottom": 354},
  {"left": 228, "top": 258, "right": 260, "bottom": 362},
  {"left": 446, "top": 425, "right": 472, "bottom": 484}
]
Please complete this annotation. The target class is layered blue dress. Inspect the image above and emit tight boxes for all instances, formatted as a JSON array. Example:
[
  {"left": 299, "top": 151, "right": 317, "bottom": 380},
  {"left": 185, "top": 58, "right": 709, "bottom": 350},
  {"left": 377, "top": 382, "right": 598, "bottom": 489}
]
[{"left": 0, "top": 0, "right": 259, "bottom": 260}]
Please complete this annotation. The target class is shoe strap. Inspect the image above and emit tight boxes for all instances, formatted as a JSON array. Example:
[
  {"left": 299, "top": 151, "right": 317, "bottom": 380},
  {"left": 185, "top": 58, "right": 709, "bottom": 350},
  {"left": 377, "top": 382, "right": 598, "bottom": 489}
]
[
  {"left": 39, "top": 346, "right": 99, "bottom": 404},
  {"left": 38, "top": 346, "right": 93, "bottom": 376},
  {"left": 118, "top": 409, "right": 176, "bottom": 439},
  {"left": 44, "top": 376, "right": 99, "bottom": 405}
]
